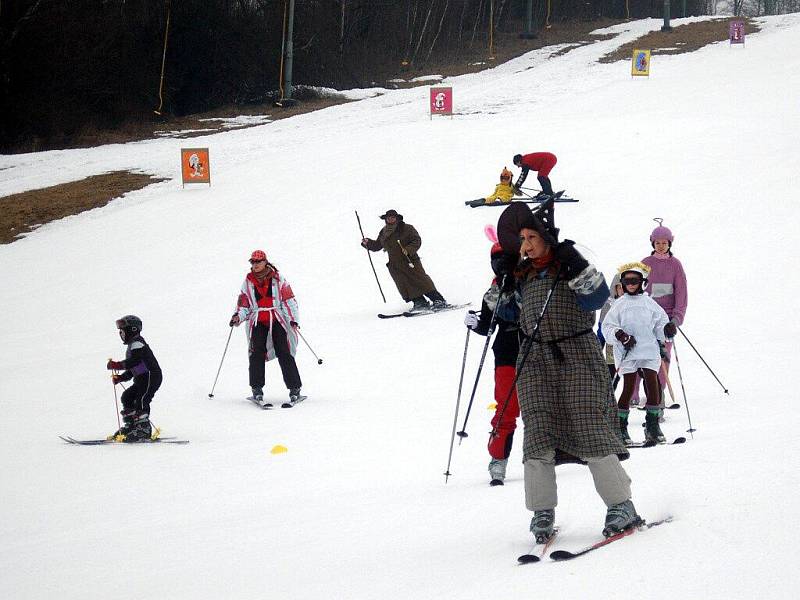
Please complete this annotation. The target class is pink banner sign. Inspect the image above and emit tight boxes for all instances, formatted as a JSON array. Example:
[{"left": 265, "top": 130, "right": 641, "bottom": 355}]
[
  {"left": 430, "top": 87, "right": 453, "bottom": 117},
  {"left": 729, "top": 20, "right": 745, "bottom": 45}
]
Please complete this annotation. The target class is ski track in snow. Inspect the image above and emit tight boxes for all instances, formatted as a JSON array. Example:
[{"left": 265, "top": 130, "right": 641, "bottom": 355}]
[{"left": 2, "top": 14, "right": 800, "bottom": 600}]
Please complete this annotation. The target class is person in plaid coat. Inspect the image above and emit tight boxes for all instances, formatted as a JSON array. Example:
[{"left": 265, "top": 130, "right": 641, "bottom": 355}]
[{"left": 496, "top": 201, "right": 640, "bottom": 541}]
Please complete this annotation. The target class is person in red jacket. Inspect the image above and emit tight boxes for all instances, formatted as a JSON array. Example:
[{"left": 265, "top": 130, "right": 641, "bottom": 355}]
[
  {"left": 229, "top": 249, "right": 304, "bottom": 408},
  {"left": 512, "top": 152, "right": 558, "bottom": 198}
]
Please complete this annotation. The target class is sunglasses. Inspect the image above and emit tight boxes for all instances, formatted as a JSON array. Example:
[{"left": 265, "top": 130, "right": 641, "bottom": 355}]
[
  {"left": 621, "top": 277, "right": 642, "bottom": 285},
  {"left": 249, "top": 259, "right": 266, "bottom": 264},
  {"left": 501, "top": 175, "right": 511, "bottom": 180}
]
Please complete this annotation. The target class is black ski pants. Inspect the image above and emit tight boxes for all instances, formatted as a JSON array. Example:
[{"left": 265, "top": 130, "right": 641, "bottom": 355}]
[
  {"left": 537, "top": 175, "right": 554, "bottom": 196},
  {"left": 249, "top": 322, "right": 302, "bottom": 391},
  {"left": 121, "top": 372, "right": 162, "bottom": 416}
]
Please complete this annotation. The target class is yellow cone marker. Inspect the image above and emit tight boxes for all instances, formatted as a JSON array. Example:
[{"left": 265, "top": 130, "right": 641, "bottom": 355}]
[
  {"left": 487, "top": 402, "right": 497, "bottom": 410},
  {"left": 270, "top": 445, "right": 288, "bottom": 455}
]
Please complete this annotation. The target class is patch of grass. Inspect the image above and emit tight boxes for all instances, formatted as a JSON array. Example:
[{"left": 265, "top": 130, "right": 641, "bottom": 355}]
[
  {"left": 599, "top": 18, "right": 761, "bottom": 63},
  {"left": 0, "top": 171, "right": 166, "bottom": 244}
]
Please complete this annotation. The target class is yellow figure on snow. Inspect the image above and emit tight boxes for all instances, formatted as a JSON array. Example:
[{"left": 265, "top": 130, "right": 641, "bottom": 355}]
[{"left": 465, "top": 167, "right": 517, "bottom": 208}]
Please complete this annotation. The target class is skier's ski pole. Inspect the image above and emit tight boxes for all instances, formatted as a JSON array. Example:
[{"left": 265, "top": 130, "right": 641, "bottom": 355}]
[
  {"left": 296, "top": 327, "right": 323, "bottom": 365},
  {"left": 208, "top": 326, "right": 234, "bottom": 398},
  {"left": 677, "top": 327, "right": 729, "bottom": 394},
  {"left": 444, "top": 326, "right": 472, "bottom": 483},
  {"left": 490, "top": 268, "right": 562, "bottom": 439},
  {"left": 457, "top": 278, "right": 506, "bottom": 441},
  {"left": 355, "top": 211, "right": 387, "bottom": 302},
  {"left": 397, "top": 240, "right": 415, "bottom": 268},
  {"left": 611, "top": 348, "right": 632, "bottom": 389},
  {"left": 109, "top": 362, "right": 121, "bottom": 431},
  {"left": 671, "top": 338, "right": 696, "bottom": 437}
]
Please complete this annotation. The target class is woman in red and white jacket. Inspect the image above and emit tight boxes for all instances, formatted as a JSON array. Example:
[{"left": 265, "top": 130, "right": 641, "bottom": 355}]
[{"left": 230, "top": 249, "right": 303, "bottom": 407}]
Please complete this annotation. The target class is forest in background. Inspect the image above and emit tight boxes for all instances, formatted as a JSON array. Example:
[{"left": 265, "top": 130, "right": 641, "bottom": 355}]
[{"left": 1, "top": 0, "right": 793, "bottom": 153}]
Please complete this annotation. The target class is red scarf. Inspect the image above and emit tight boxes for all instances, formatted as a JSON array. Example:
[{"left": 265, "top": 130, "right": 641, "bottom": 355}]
[{"left": 532, "top": 248, "right": 554, "bottom": 271}]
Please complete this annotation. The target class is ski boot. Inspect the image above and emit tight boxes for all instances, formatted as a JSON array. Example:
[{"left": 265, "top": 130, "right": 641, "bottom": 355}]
[
  {"left": 107, "top": 409, "right": 136, "bottom": 441},
  {"left": 602, "top": 500, "right": 642, "bottom": 537},
  {"left": 488, "top": 458, "right": 507, "bottom": 486},
  {"left": 618, "top": 410, "right": 633, "bottom": 447},
  {"left": 529, "top": 509, "right": 556, "bottom": 543},
  {"left": 252, "top": 387, "right": 272, "bottom": 408},
  {"left": 644, "top": 409, "right": 666, "bottom": 444},
  {"left": 124, "top": 413, "right": 153, "bottom": 443},
  {"left": 283, "top": 388, "right": 306, "bottom": 408},
  {"left": 410, "top": 297, "right": 431, "bottom": 312},
  {"left": 427, "top": 291, "right": 447, "bottom": 310}
]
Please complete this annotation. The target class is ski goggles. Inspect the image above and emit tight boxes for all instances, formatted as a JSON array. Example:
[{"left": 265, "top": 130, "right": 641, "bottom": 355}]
[{"left": 621, "top": 276, "right": 643, "bottom": 285}]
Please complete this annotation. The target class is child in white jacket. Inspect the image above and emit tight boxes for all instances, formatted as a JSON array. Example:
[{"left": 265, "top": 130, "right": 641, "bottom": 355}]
[{"left": 601, "top": 262, "right": 671, "bottom": 445}]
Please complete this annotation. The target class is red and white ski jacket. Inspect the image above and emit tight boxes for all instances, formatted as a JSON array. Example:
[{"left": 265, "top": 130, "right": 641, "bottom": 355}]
[{"left": 234, "top": 271, "right": 300, "bottom": 360}]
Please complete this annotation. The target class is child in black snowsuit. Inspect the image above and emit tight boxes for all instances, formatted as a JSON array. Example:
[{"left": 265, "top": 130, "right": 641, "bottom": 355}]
[
  {"left": 464, "top": 241, "right": 522, "bottom": 485},
  {"left": 106, "top": 315, "right": 162, "bottom": 442}
]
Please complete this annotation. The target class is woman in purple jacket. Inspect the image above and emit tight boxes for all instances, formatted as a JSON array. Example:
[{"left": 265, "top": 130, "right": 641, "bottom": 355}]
[{"left": 630, "top": 220, "right": 687, "bottom": 408}]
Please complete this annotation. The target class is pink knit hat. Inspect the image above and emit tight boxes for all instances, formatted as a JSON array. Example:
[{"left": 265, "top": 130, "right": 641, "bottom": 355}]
[{"left": 650, "top": 224, "right": 673, "bottom": 243}]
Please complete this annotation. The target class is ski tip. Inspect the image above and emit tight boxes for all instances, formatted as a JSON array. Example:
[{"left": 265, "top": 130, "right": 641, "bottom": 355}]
[
  {"left": 549, "top": 550, "right": 576, "bottom": 561},
  {"left": 672, "top": 437, "right": 687, "bottom": 444},
  {"left": 489, "top": 479, "right": 504, "bottom": 487},
  {"left": 517, "top": 554, "right": 541, "bottom": 564}
]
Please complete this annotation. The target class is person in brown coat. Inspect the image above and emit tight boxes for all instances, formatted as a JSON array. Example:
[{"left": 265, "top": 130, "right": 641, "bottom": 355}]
[{"left": 361, "top": 209, "right": 446, "bottom": 311}]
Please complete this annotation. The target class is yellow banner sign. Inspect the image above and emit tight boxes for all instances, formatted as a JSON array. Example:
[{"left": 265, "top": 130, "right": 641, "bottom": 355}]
[{"left": 631, "top": 49, "right": 651, "bottom": 77}]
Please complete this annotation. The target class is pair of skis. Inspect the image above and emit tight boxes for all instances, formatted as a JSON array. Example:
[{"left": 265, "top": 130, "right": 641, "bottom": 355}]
[
  {"left": 378, "top": 302, "right": 470, "bottom": 319},
  {"left": 465, "top": 191, "right": 577, "bottom": 208},
  {"left": 247, "top": 395, "right": 307, "bottom": 410},
  {"left": 628, "top": 436, "right": 687, "bottom": 448},
  {"left": 60, "top": 435, "right": 189, "bottom": 445},
  {"left": 517, "top": 517, "right": 672, "bottom": 563}
]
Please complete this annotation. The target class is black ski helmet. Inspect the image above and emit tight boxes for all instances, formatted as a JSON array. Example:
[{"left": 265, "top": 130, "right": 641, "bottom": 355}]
[
  {"left": 513, "top": 154, "right": 523, "bottom": 166},
  {"left": 116, "top": 315, "right": 142, "bottom": 343}
]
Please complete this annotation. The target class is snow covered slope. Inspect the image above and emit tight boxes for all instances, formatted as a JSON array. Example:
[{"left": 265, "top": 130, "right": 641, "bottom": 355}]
[{"left": 2, "top": 15, "right": 799, "bottom": 600}]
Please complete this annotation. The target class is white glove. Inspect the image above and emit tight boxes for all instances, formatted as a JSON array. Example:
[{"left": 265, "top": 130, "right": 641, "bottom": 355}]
[{"left": 464, "top": 311, "right": 479, "bottom": 330}]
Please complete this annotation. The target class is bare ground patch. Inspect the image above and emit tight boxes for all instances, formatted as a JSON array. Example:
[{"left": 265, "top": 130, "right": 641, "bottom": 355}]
[
  {"left": 0, "top": 171, "right": 166, "bottom": 244},
  {"left": 599, "top": 18, "right": 761, "bottom": 63}
]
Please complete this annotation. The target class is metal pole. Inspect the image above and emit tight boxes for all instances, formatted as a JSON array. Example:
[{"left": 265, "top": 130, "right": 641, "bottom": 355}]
[
  {"left": 661, "top": 0, "right": 672, "bottom": 32},
  {"left": 671, "top": 338, "right": 696, "bottom": 436},
  {"left": 208, "top": 326, "right": 234, "bottom": 398},
  {"left": 444, "top": 328, "right": 472, "bottom": 483}
]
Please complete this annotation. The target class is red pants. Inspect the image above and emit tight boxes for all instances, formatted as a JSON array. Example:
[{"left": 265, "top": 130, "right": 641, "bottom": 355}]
[{"left": 488, "top": 366, "right": 520, "bottom": 459}]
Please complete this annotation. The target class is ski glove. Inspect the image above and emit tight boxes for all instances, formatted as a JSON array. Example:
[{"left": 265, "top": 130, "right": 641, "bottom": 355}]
[
  {"left": 111, "top": 374, "right": 124, "bottom": 385},
  {"left": 659, "top": 342, "right": 670, "bottom": 363},
  {"left": 664, "top": 321, "right": 678, "bottom": 338},
  {"left": 290, "top": 321, "right": 299, "bottom": 329},
  {"left": 615, "top": 330, "right": 636, "bottom": 350},
  {"left": 229, "top": 314, "right": 240, "bottom": 327},
  {"left": 106, "top": 359, "right": 124, "bottom": 370},
  {"left": 553, "top": 240, "right": 589, "bottom": 281},
  {"left": 463, "top": 311, "right": 479, "bottom": 330}
]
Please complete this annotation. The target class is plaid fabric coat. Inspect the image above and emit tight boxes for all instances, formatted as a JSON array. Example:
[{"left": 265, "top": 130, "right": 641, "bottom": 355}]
[{"left": 516, "top": 270, "right": 628, "bottom": 462}]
